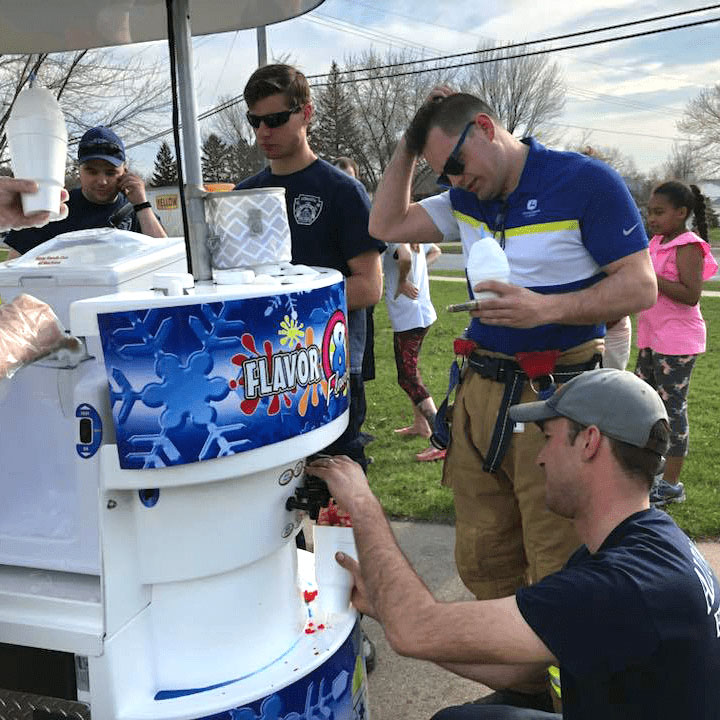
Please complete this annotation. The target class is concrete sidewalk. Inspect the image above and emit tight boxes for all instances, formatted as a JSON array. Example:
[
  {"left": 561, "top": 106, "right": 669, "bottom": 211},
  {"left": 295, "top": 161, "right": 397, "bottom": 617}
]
[{"left": 363, "top": 520, "right": 720, "bottom": 720}]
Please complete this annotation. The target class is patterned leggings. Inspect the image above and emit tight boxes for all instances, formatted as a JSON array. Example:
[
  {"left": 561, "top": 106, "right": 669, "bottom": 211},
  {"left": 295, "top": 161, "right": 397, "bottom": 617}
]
[
  {"left": 635, "top": 348, "right": 697, "bottom": 457},
  {"left": 393, "top": 326, "right": 431, "bottom": 406}
]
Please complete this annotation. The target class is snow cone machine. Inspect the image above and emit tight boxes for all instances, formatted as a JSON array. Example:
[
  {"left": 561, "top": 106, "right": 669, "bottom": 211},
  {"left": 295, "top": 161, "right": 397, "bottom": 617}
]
[{"left": 0, "top": 1, "right": 369, "bottom": 719}]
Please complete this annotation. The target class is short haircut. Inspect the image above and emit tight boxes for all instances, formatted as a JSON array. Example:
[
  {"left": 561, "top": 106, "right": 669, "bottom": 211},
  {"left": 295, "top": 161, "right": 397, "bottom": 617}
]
[
  {"left": 333, "top": 156, "right": 359, "bottom": 175},
  {"left": 243, "top": 63, "right": 311, "bottom": 109},
  {"left": 567, "top": 418, "right": 669, "bottom": 489},
  {"left": 405, "top": 93, "right": 498, "bottom": 156}
]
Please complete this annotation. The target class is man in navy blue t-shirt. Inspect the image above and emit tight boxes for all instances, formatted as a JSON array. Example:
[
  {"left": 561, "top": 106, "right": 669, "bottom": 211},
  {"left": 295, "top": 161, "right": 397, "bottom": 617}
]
[
  {"left": 235, "top": 64, "right": 384, "bottom": 472},
  {"left": 4, "top": 126, "right": 166, "bottom": 256},
  {"left": 307, "top": 369, "right": 720, "bottom": 720}
]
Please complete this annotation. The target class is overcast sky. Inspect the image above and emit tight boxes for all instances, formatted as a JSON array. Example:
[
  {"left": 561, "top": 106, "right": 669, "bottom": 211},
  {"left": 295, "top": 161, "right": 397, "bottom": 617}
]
[{"left": 125, "top": 0, "right": 719, "bottom": 178}]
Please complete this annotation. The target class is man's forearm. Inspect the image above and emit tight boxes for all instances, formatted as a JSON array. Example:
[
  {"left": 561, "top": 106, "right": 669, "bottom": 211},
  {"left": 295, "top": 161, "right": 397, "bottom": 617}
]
[
  {"left": 346, "top": 273, "right": 382, "bottom": 310},
  {"left": 544, "top": 260, "right": 656, "bottom": 325},
  {"left": 349, "top": 493, "right": 440, "bottom": 654},
  {"left": 368, "top": 136, "right": 416, "bottom": 242},
  {"left": 438, "top": 661, "right": 549, "bottom": 689},
  {"left": 137, "top": 208, "right": 167, "bottom": 238}
]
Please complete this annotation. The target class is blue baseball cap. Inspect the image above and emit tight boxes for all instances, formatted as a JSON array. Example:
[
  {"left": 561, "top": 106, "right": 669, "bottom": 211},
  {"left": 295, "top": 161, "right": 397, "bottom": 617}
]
[{"left": 77, "top": 126, "right": 126, "bottom": 167}]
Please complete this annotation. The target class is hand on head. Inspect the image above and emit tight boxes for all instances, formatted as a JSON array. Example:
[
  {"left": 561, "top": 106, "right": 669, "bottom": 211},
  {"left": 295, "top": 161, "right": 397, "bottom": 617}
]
[
  {"left": 0, "top": 178, "right": 68, "bottom": 231},
  {"left": 425, "top": 85, "right": 455, "bottom": 104}
]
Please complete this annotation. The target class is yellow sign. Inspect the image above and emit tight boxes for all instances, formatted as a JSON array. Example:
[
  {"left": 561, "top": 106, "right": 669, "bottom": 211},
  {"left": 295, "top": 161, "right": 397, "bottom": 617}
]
[{"left": 156, "top": 194, "right": 179, "bottom": 211}]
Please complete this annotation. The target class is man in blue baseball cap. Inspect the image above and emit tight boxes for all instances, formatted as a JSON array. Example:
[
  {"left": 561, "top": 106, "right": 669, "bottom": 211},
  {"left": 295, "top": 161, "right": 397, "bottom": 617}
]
[
  {"left": 4, "top": 125, "right": 165, "bottom": 256},
  {"left": 308, "top": 369, "right": 720, "bottom": 719}
]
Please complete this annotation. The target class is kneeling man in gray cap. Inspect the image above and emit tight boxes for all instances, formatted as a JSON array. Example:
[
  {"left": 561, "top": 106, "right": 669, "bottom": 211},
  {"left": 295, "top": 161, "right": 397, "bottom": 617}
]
[{"left": 308, "top": 369, "right": 720, "bottom": 720}]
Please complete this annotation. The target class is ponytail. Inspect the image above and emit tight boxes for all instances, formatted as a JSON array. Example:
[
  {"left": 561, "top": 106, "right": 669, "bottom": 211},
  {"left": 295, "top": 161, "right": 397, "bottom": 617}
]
[{"left": 689, "top": 184, "right": 709, "bottom": 242}]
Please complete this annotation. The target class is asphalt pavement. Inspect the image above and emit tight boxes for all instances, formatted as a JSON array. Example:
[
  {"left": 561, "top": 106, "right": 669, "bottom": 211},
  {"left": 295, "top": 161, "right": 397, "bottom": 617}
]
[{"left": 357, "top": 520, "right": 720, "bottom": 720}]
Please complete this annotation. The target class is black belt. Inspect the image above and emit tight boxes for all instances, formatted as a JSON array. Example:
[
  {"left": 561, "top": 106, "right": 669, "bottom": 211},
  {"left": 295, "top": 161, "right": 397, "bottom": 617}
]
[{"left": 467, "top": 352, "right": 602, "bottom": 473}]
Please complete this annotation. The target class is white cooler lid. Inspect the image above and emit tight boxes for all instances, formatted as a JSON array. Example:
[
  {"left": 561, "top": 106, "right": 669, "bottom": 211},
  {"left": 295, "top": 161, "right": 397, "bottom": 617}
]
[{"left": 0, "top": 229, "right": 186, "bottom": 286}]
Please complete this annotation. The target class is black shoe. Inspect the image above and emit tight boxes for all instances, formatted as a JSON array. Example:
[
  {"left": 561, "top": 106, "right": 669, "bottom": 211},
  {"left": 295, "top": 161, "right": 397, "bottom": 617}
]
[
  {"left": 362, "top": 631, "right": 377, "bottom": 674},
  {"left": 472, "top": 689, "right": 555, "bottom": 712}
]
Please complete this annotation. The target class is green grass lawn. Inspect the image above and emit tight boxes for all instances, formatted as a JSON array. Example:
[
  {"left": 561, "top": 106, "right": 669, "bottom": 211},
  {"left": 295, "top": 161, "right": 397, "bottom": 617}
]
[{"left": 365, "top": 280, "right": 720, "bottom": 539}]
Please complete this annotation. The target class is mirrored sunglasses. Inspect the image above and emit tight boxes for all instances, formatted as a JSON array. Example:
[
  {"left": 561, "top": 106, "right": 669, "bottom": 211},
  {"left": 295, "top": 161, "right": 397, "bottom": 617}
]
[{"left": 246, "top": 106, "right": 302, "bottom": 129}]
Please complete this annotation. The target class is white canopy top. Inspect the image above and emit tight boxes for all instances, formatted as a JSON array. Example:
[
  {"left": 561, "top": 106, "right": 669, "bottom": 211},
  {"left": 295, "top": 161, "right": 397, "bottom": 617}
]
[{"left": 0, "top": 0, "right": 324, "bottom": 53}]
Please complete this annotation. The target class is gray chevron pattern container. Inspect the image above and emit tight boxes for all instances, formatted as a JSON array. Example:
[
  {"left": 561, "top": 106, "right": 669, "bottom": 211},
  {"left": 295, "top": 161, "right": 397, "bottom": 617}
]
[{"left": 204, "top": 188, "right": 292, "bottom": 269}]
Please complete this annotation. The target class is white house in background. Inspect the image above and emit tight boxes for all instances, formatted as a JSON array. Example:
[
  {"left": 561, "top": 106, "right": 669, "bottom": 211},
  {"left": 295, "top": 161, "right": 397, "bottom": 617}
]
[{"left": 698, "top": 179, "right": 720, "bottom": 215}]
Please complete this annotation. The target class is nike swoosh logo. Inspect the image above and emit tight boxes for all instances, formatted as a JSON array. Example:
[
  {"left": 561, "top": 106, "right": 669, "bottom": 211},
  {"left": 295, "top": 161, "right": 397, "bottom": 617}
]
[{"left": 623, "top": 223, "right": 639, "bottom": 236}]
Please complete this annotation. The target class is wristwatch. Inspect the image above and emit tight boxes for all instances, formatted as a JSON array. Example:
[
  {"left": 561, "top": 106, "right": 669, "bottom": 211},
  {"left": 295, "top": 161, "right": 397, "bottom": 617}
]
[{"left": 133, "top": 201, "right": 152, "bottom": 212}]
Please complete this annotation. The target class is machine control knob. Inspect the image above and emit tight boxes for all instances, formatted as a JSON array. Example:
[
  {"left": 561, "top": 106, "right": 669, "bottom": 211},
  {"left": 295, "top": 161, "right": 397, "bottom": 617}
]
[{"left": 285, "top": 474, "right": 331, "bottom": 520}]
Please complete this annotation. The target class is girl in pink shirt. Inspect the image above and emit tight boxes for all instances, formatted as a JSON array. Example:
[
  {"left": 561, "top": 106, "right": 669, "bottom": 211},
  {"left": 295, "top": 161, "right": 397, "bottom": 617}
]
[{"left": 635, "top": 181, "right": 718, "bottom": 506}]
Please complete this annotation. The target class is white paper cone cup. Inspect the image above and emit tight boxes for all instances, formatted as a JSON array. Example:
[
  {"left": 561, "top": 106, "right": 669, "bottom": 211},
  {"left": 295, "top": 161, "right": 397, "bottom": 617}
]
[
  {"left": 8, "top": 133, "right": 67, "bottom": 215},
  {"left": 20, "top": 180, "right": 63, "bottom": 218},
  {"left": 7, "top": 87, "right": 68, "bottom": 217},
  {"left": 313, "top": 525, "right": 357, "bottom": 616}
]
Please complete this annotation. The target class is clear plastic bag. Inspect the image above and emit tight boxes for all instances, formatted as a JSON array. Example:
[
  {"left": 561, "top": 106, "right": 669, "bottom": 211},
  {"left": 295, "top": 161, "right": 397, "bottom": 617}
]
[{"left": 0, "top": 293, "right": 73, "bottom": 380}]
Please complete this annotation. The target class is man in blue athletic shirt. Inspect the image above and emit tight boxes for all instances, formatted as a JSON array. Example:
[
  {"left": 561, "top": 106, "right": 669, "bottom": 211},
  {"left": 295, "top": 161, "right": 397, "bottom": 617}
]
[
  {"left": 308, "top": 369, "right": 720, "bottom": 720},
  {"left": 235, "top": 64, "right": 385, "bottom": 473},
  {"left": 368, "top": 88, "right": 657, "bottom": 708},
  {"left": 4, "top": 126, "right": 166, "bottom": 257}
]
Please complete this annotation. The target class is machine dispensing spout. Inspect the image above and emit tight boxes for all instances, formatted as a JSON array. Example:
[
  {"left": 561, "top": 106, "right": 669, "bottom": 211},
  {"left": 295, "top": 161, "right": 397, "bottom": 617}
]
[{"left": 285, "top": 472, "right": 332, "bottom": 520}]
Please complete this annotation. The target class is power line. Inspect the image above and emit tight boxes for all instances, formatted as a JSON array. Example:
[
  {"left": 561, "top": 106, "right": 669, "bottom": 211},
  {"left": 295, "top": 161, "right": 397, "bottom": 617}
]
[
  {"left": 544, "top": 121, "right": 693, "bottom": 143},
  {"left": 310, "top": 15, "right": 720, "bottom": 87},
  {"left": 336, "top": 0, "right": 495, "bottom": 43},
  {"left": 206, "top": 4, "right": 718, "bottom": 112},
  {"left": 124, "top": 11, "right": 719, "bottom": 150},
  {"left": 567, "top": 86, "right": 685, "bottom": 118},
  {"left": 308, "top": 14, "right": 444, "bottom": 55},
  {"left": 305, "top": 4, "right": 720, "bottom": 80}
]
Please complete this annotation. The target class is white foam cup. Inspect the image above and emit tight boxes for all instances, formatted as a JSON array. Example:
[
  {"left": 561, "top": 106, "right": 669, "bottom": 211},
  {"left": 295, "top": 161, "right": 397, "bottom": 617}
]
[
  {"left": 6, "top": 87, "right": 68, "bottom": 218},
  {"left": 466, "top": 237, "right": 510, "bottom": 300},
  {"left": 313, "top": 524, "right": 358, "bottom": 616}
]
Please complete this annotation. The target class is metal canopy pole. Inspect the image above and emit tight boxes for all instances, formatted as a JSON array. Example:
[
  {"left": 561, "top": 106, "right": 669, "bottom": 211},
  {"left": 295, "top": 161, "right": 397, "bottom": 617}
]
[{"left": 172, "top": 0, "right": 212, "bottom": 281}]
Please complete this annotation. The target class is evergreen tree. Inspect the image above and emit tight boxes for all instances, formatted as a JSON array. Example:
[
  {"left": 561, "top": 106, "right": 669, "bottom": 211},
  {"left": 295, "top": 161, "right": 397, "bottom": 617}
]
[
  {"left": 150, "top": 141, "right": 178, "bottom": 187},
  {"left": 228, "top": 137, "right": 256, "bottom": 182},
  {"left": 201, "top": 133, "right": 231, "bottom": 183},
  {"left": 312, "top": 61, "right": 361, "bottom": 164}
]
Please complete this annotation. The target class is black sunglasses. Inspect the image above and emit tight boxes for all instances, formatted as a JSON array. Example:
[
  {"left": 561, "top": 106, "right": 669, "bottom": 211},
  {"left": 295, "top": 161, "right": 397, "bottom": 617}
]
[
  {"left": 246, "top": 106, "right": 302, "bottom": 129},
  {"left": 437, "top": 121, "right": 474, "bottom": 187}
]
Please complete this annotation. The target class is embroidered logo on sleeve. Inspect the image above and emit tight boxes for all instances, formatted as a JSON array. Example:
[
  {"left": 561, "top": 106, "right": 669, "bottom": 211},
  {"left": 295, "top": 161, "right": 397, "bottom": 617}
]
[
  {"left": 294, "top": 194, "right": 324, "bottom": 226},
  {"left": 622, "top": 223, "right": 639, "bottom": 236}
]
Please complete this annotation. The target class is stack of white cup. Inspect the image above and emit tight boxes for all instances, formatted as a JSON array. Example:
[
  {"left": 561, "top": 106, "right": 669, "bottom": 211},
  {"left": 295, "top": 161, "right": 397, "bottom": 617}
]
[{"left": 7, "top": 87, "right": 68, "bottom": 218}]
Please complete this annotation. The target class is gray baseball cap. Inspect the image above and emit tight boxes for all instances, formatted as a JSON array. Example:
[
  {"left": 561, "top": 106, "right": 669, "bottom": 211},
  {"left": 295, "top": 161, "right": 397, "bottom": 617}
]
[{"left": 509, "top": 368, "right": 669, "bottom": 453}]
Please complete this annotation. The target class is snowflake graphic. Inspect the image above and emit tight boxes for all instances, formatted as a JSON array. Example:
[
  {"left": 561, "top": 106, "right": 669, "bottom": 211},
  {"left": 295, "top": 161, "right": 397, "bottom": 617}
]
[
  {"left": 143, "top": 352, "right": 230, "bottom": 430},
  {"left": 279, "top": 314, "right": 305, "bottom": 347}
]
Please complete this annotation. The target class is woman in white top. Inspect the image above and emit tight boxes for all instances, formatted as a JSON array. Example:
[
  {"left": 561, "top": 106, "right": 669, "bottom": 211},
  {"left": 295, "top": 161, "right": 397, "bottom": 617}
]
[{"left": 383, "top": 242, "right": 443, "bottom": 461}]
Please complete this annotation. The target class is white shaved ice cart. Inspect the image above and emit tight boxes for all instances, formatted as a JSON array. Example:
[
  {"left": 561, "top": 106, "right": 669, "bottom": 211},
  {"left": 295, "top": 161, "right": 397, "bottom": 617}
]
[{"left": 0, "top": 2, "right": 369, "bottom": 719}]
